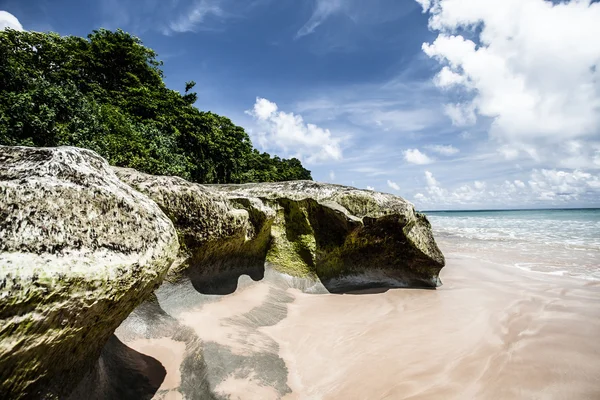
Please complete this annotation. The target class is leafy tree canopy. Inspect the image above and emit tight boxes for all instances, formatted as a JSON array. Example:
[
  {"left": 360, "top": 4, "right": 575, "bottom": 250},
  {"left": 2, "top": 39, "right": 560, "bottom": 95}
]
[{"left": 0, "top": 28, "right": 312, "bottom": 183}]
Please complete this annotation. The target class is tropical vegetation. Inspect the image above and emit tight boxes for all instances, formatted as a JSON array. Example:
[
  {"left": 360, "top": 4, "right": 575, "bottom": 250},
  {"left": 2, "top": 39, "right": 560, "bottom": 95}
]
[{"left": 0, "top": 28, "right": 312, "bottom": 183}]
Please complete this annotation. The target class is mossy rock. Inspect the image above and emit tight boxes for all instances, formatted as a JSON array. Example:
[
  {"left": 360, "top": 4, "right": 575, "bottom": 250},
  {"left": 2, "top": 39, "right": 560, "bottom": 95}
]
[
  {"left": 113, "top": 173, "right": 445, "bottom": 292},
  {"left": 212, "top": 181, "right": 445, "bottom": 291},
  {"left": 0, "top": 146, "right": 179, "bottom": 399}
]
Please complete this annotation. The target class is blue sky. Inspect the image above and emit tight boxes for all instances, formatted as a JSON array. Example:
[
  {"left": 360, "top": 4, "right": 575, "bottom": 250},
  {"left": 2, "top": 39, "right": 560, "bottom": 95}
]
[{"left": 1, "top": 0, "right": 600, "bottom": 209}]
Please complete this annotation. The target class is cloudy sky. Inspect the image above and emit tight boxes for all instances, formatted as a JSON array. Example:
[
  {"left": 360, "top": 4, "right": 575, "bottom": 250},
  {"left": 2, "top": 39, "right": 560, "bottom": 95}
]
[{"left": 1, "top": 0, "right": 599, "bottom": 210}]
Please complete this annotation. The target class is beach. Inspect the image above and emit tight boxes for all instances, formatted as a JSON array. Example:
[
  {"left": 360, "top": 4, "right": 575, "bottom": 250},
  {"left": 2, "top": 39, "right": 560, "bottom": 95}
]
[
  {"left": 267, "top": 246, "right": 600, "bottom": 399},
  {"left": 113, "top": 230, "right": 600, "bottom": 399}
]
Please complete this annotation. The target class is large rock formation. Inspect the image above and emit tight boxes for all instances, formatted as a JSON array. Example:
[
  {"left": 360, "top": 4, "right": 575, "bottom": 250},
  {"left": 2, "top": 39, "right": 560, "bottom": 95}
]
[
  {"left": 214, "top": 181, "right": 445, "bottom": 290},
  {"left": 114, "top": 167, "right": 272, "bottom": 294},
  {"left": 115, "top": 168, "right": 445, "bottom": 293},
  {"left": 0, "top": 146, "right": 179, "bottom": 399},
  {"left": 0, "top": 145, "right": 444, "bottom": 399}
]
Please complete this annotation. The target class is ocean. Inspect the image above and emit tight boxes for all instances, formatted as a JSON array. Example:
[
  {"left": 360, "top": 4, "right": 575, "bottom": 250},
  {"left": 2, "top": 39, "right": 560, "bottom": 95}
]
[{"left": 424, "top": 208, "right": 600, "bottom": 281}]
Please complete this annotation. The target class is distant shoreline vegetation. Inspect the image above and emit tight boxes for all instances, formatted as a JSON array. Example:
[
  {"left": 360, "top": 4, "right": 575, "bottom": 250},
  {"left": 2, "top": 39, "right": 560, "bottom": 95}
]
[{"left": 0, "top": 28, "right": 312, "bottom": 183}]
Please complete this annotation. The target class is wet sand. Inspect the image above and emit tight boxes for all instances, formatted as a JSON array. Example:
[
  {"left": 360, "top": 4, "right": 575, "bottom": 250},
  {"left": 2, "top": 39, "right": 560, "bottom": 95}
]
[
  {"left": 126, "top": 338, "right": 186, "bottom": 400},
  {"left": 115, "top": 246, "right": 600, "bottom": 399}
]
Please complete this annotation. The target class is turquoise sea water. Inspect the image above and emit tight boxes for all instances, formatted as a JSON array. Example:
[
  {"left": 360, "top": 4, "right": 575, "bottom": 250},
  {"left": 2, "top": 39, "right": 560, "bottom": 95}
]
[{"left": 424, "top": 209, "right": 600, "bottom": 281}]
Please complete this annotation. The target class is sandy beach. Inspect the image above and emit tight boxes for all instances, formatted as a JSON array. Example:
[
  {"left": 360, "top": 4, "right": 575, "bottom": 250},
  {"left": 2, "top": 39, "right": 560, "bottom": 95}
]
[{"left": 115, "top": 242, "right": 600, "bottom": 399}]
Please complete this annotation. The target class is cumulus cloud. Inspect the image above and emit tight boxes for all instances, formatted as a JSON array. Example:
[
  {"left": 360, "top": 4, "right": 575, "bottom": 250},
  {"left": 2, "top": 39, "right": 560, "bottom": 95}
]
[
  {"left": 514, "top": 180, "right": 526, "bottom": 189},
  {"left": 366, "top": 185, "right": 375, "bottom": 191},
  {"left": 0, "top": 11, "right": 23, "bottom": 31},
  {"left": 253, "top": 97, "right": 278, "bottom": 120},
  {"left": 329, "top": 170, "right": 336, "bottom": 180},
  {"left": 414, "top": 169, "right": 600, "bottom": 208},
  {"left": 434, "top": 66, "right": 466, "bottom": 88},
  {"left": 424, "top": 170, "right": 438, "bottom": 186},
  {"left": 426, "top": 144, "right": 459, "bottom": 156},
  {"left": 387, "top": 180, "right": 400, "bottom": 191},
  {"left": 528, "top": 169, "right": 600, "bottom": 201},
  {"left": 415, "top": 0, "right": 432, "bottom": 12},
  {"left": 443, "top": 103, "right": 476, "bottom": 127},
  {"left": 404, "top": 149, "right": 434, "bottom": 165},
  {"left": 247, "top": 97, "right": 343, "bottom": 164},
  {"left": 420, "top": 0, "right": 600, "bottom": 166},
  {"left": 473, "top": 180, "right": 486, "bottom": 190}
]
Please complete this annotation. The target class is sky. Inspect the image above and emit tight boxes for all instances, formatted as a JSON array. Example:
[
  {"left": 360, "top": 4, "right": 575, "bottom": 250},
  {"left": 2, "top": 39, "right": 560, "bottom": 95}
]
[{"left": 1, "top": 0, "right": 599, "bottom": 210}]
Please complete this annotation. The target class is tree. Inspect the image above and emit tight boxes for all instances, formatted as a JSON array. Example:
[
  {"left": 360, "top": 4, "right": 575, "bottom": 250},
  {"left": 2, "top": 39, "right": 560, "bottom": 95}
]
[{"left": 0, "top": 28, "right": 312, "bottom": 184}]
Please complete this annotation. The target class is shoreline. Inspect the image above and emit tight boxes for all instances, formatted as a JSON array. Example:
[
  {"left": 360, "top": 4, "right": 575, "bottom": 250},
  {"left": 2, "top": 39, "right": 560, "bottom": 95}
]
[{"left": 112, "top": 247, "right": 600, "bottom": 399}]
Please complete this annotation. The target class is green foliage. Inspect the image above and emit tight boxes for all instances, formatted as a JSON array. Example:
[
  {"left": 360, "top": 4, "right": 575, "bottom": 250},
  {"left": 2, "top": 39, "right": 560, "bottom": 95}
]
[{"left": 0, "top": 28, "right": 312, "bottom": 183}]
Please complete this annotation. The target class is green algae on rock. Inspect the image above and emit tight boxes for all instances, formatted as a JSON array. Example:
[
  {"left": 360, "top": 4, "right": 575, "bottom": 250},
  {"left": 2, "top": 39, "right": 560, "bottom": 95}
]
[
  {"left": 112, "top": 168, "right": 445, "bottom": 293},
  {"left": 0, "top": 146, "right": 179, "bottom": 399},
  {"left": 213, "top": 181, "right": 445, "bottom": 291}
]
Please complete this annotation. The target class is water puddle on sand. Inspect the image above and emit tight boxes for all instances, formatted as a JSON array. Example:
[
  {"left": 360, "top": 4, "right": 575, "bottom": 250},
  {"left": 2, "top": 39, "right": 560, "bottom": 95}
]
[{"left": 116, "top": 255, "right": 600, "bottom": 400}]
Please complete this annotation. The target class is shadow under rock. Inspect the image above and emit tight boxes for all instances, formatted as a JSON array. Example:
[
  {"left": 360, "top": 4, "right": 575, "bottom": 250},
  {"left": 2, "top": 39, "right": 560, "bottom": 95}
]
[
  {"left": 186, "top": 263, "right": 265, "bottom": 295},
  {"left": 67, "top": 335, "right": 165, "bottom": 400}
]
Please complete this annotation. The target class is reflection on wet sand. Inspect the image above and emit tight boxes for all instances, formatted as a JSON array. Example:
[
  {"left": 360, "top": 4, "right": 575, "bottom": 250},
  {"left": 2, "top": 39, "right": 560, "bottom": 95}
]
[{"left": 105, "top": 246, "right": 600, "bottom": 400}]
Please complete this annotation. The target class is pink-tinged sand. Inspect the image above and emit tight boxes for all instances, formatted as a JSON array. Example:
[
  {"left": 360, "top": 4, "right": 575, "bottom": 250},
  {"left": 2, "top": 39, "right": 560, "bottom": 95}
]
[
  {"left": 267, "top": 254, "right": 600, "bottom": 400},
  {"left": 123, "top": 249, "right": 600, "bottom": 400},
  {"left": 126, "top": 338, "right": 186, "bottom": 400}
]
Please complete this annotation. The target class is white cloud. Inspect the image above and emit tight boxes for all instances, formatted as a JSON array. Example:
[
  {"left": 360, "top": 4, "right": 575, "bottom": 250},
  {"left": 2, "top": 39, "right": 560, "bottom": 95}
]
[
  {"left": 404, "top": 148, "right": 434, "bottom": 165},
  {"left": 296, "top": 0, "right": 343, "bottom": 38},
  {"left": 366, "top": 185, "right": 375, "bottom": 191},
  {"left": 297, "top": 97, "right": 440, "bottom": 133},
  {"left": 443, "top": 103, "right": 476, "bottom": 127},
  {"left": 252, "top": 97, "right": 278, "bottom": 120},
  {"left": 98, "top": 0, "right": 252, "bottom": 35},
  {"left": 0, "top": 11, "right": 23, "bottom": 31},
  {"left": 434, "top": 66, "right": 466, "bottom": 88},
  {"left": 387, "top": 180, "right": 400, "bottom": 191},
  {"left": 413, "top": 169, "right": 600, "bottom": 208},
  {"left": 415, "top": 0, "right": 432, "bottom": 12},
  {"left": 167, "top": 0, "right": 225, "bottom": 33},
  {"left": 528, "top": 169, "right": 600, "bottom": 201},
  {"left": 247, "top": 97, "right": 343, "bottom": 164},
  {"left": 459, "top": 131, "right": 472, "bottom": 140},
  {"left": 420, "top": 0, "right": 600, "bottom": 166},
  {"left": 426, "top": 144, "right": 459, "bottom": 156},
  {"left": 514, "top": 180, "right": 526, "bottom": 189},
  {"left": 350, "top": 166, "right": 388, "bottom": 177},
  {"left": 425, "top": 170, "right": 438, "bottom": 187},
  {"left": 295, "top": 0, "right": 417, "bottom": 40},
  {"left": 329, "top": 170, "right": 336, "bottom": 180}
]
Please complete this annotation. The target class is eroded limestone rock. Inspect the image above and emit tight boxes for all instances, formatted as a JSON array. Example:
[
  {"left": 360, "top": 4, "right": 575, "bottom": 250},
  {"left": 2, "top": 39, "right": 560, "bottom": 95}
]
[
  {"left": 113, "top": 168, "right": 445, "bottom": 293},
  {"left": 214, "top": 181, "right": 445, "bottom": 291},
  {"left": 114, "top": 167, "right": 273, "bottom": 294},
  {"left": 0, "top": 146, "right": 179, "bottom": 399}
]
